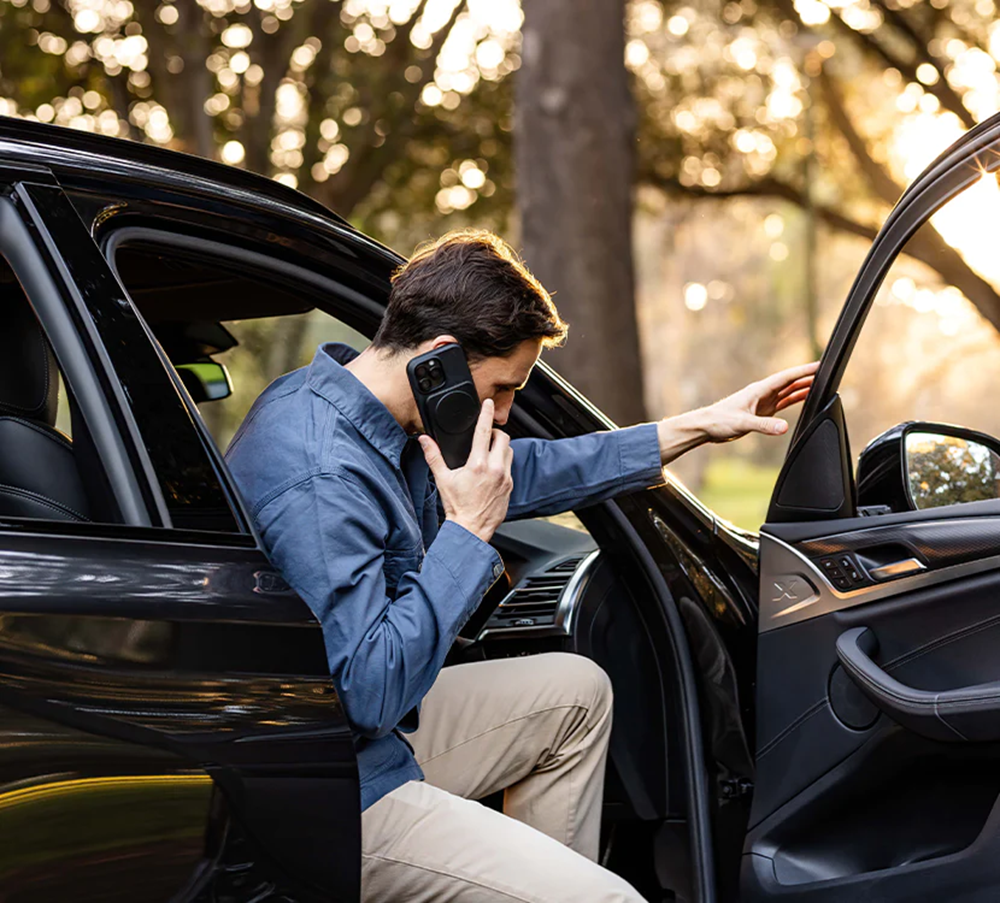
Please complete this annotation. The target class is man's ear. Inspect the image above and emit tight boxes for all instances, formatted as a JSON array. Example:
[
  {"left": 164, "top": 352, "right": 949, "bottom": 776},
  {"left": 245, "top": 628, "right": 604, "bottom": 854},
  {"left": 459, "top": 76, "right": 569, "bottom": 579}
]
[{"left": 430, "top": 334, "right": 459, "bottom": 349}]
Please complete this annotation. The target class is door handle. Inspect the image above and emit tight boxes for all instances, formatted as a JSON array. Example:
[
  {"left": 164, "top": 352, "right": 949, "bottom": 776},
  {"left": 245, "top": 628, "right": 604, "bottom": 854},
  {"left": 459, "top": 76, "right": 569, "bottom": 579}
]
[
  {"left": 867, "top": 558, "right": 926, "bottom": 581},
  {"left": 836, "top": 627, "right": 1000, "bottom": 742}
]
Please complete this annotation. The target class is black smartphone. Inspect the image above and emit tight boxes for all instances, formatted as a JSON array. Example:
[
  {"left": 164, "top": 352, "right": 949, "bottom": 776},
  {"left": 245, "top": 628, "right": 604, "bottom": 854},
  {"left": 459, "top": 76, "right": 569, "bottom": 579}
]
[{"left": 406, "top": 343, "right": 481, "bottom": 469}]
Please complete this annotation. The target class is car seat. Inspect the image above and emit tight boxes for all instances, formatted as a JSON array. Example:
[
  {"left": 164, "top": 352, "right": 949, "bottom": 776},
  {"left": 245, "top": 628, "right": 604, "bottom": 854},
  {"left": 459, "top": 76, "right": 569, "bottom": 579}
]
[{"left": 0, "top": 279, "right": 91, "bottom": 521}]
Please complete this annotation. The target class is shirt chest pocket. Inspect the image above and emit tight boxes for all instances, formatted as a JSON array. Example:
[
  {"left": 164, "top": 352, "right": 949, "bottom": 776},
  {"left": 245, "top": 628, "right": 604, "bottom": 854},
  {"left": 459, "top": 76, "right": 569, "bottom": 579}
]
[{"left": 383, "top": 540, "right": 424, "bottom": 596}]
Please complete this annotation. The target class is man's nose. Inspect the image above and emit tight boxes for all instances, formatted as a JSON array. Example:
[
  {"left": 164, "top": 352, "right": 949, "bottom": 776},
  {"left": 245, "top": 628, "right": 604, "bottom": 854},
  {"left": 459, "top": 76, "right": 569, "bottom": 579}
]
[{"left": 493, "top": 402, "right": 511, "bottom": 426}]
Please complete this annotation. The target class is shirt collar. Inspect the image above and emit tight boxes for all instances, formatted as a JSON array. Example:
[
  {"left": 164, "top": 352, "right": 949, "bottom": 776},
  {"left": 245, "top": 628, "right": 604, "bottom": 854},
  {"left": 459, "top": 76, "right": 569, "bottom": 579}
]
[{"left": 307, "top": 342, "right": 411, "bottom": 467}]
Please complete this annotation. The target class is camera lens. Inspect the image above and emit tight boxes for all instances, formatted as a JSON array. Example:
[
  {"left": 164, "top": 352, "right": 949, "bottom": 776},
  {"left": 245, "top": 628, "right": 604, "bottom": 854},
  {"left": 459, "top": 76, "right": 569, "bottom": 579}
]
[
  {"left": 418, "top": 377, "right": 432, "bottom": 392},
  {"left": 431, "top": 370, "right": 446, "bottom": 388},
  {"left": 415, "top": 364, "right": 428, "bottom": 378}
]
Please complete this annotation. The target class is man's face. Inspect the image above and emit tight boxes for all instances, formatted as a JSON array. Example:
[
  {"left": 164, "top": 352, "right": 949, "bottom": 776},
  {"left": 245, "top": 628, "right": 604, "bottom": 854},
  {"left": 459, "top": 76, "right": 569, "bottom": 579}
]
[{"left": 469, "top": 338, "right": 543, "bottom": 427}]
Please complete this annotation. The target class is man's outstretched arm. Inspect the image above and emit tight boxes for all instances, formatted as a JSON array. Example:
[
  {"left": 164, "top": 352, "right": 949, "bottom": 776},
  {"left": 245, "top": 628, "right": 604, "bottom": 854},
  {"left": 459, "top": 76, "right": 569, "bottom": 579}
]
[{"left": 504, "top": 361, "right": 819, "bottom": 519}]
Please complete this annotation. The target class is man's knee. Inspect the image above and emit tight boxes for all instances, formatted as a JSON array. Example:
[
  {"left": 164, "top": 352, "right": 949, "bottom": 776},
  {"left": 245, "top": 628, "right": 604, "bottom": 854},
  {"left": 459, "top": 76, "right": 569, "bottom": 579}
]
[{"left": 542, "top": 652, "right": 613, "bottom": 717}]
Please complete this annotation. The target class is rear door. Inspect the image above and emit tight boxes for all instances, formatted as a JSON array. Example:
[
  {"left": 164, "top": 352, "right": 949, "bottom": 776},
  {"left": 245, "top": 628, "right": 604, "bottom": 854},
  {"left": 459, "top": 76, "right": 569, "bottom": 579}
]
[
  {"left": 0, "top": 170, "right": 359, "bottom": 900},
  {"left": 744, "top": 114, "right": 1000, "bottom": 901}
]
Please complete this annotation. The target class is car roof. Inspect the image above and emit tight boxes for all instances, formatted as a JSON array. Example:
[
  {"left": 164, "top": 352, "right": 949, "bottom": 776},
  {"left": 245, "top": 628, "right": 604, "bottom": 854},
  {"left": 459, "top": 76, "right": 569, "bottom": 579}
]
[{"left": 0, "top": 115, "right": 349, "bottom": 227}]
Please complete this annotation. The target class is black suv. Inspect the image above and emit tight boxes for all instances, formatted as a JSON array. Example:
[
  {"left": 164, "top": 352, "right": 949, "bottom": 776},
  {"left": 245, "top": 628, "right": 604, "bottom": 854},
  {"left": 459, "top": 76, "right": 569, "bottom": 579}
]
[{"left": 5, "top": 114, "right": 1000, "bottom": 903}]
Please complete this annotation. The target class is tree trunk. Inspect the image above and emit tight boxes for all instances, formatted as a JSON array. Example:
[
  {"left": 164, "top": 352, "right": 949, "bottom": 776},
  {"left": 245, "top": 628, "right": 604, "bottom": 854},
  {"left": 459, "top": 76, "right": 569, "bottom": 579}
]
[{"left": 515, "top": 0, "right": 646, "bottom": 425}]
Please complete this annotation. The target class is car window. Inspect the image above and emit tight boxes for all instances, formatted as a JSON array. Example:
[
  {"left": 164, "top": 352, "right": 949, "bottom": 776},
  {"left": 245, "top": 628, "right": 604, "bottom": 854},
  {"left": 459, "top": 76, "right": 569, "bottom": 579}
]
[
  {"left": 840, "top": 173, "right": 1000, "bottom": 442},
  {"left": 840, "top": 170, "right": 1000, "bottom": 488},
  {"left": 109, "top": 239, "right": 372, "bottom": 454},
  {"left": 0, "top": 254, "right": 116, "bottom": 525},
  {"left": 200, "top": 312, "right": 369, "bottom": 453},
  {"left": 22, "top": 188, "right": 244, "bottom": 535}
]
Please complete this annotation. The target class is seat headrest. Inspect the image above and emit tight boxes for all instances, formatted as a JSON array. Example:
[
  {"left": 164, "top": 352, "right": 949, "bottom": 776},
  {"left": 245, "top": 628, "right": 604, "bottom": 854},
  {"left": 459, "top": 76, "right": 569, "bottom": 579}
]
[{"left": 0, "top": 286, "right": 58, "bottom": 427}]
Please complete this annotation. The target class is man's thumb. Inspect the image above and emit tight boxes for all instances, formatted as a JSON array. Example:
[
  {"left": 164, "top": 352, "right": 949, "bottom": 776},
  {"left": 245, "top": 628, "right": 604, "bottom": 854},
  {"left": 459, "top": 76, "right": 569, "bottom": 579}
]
[
  {"left": 418, "top": 435, "right": 446, "bottom": 472},
  {"left": 754, "top": 417, "right": 788, "bottom": 436}
]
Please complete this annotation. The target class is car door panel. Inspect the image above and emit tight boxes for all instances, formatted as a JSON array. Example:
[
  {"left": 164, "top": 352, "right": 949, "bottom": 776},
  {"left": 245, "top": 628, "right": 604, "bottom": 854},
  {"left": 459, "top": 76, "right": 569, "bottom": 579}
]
[
  {"left": 0, "top": 705, "right": 216, "bottom": 902},
  {"left": 746, "top": 117, "right": 1000, "bottom": 901},
  {"left": 747, "top": 566, "right": 1000, "bottom": 899},
  {"left": 0, "top": 528, "right": 358, "bottom": 901},
  {"left": 755, "top": 559, "right": 1000, "bottom": 806},
  {"left": 0, "top": 169, "right": 362, "bottom": 900}
]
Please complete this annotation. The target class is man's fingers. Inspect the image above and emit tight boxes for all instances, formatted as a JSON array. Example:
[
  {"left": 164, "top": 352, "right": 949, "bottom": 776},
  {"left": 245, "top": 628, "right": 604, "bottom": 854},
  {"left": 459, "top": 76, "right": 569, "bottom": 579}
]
[
  {"left": 775, "top": 389, "right": 811, "bottom": 412},
  {"left": 468, "top": 399, "right": 495, "bottom": 464},
  {"left": 418, "top": 435, "right": 449, "bottom": 476},
  {"left": 776, "top": 376, "right": 814, "bottom": 399},
  {"left": 759, "top": 361, "right": 820, "bottom": 395},
  {"left": 488, "top": 428, "right": 511, "bottom": 465}
]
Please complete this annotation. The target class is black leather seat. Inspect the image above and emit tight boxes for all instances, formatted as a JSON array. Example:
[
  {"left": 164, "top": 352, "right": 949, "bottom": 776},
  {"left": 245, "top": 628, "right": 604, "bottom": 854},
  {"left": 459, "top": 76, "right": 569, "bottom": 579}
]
[{"left": 0, "top": 286, "right": 90, "bottom": 521}]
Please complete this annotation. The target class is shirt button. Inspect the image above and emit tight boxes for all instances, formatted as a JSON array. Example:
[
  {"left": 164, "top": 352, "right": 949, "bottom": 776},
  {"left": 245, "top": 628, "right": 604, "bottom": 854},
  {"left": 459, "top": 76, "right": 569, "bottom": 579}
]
[{"left": 492, "top": 562, "right": 504, "bottom": 580}]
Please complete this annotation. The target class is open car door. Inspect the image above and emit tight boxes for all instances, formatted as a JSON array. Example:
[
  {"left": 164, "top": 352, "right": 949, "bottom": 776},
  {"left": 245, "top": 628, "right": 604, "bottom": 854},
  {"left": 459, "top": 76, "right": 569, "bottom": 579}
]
[{"left": 744, "top": 111, "right": 1000, "bottom": 901}]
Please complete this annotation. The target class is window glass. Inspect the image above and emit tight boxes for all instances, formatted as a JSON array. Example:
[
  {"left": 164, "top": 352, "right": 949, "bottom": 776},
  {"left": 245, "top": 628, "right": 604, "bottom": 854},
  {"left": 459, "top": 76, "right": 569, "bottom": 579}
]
[
  {"left": 203, "top": 311, "right": 368, "bottom": 452},
  {"left": 54, "top": 373, "right": 73, "bottom": 440},
  {"left": 840, "top": 171, "right": 1000, "bottom": 459},
  {"left": 111, "top": 242, "right": 369, "bottom": 452}
]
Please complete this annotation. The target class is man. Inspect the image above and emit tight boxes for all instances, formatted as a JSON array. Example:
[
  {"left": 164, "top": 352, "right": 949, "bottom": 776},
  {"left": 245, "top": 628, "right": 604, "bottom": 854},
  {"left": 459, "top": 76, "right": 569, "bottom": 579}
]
[{"left": 226, "top": 230, "right": 815, "bottom": 902}]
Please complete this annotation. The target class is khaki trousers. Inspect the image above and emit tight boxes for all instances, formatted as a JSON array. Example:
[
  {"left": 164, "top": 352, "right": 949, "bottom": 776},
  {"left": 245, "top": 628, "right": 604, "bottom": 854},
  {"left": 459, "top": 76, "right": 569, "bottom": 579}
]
[{"left": 361, "top": 652, "right": 647, "bottom": 902}]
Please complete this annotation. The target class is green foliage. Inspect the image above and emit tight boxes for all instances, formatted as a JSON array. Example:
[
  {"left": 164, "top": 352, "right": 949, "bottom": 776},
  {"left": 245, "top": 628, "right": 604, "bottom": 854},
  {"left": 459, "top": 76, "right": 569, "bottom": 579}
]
[
  {"left": 0, "top": 0, "right": 520, "bottom": 245},
  {"left": 697, "top": 455, "right": 779, "bottom": 531}
]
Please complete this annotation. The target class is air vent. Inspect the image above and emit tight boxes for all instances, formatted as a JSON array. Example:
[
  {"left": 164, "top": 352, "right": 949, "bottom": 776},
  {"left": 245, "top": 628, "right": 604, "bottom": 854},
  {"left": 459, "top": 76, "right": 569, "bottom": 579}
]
[
  {"left": 481, "top": 556, "right": 584, "bottom": 635},
  {"left": 548, "top": 558, "right": 583, "bottom": 573}
]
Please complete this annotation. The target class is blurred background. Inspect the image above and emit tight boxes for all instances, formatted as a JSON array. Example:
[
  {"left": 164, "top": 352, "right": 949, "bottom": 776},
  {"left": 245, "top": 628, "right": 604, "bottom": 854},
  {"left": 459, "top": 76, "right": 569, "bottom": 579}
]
[{"left": 2, "top": 0, "right": 999, "bottom": 530}]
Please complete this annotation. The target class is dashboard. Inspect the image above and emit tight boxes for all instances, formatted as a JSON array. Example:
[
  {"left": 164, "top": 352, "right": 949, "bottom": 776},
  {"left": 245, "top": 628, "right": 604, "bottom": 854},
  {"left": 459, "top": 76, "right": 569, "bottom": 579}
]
[{"left": 465, "top": 518, "right": 599, "bottom": 642}]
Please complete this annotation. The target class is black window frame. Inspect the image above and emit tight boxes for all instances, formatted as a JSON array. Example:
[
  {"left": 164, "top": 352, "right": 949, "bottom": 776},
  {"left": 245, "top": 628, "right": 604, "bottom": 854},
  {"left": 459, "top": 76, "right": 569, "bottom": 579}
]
[{"left": 0, "top": 177, "right": 153, "bottom": 530}]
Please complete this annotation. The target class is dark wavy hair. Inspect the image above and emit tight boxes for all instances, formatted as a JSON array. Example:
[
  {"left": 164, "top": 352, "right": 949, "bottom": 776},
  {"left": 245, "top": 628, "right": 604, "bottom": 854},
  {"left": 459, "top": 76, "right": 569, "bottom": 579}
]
[{"left": 372, "top": 230, "right": 568, "bottom": 361}]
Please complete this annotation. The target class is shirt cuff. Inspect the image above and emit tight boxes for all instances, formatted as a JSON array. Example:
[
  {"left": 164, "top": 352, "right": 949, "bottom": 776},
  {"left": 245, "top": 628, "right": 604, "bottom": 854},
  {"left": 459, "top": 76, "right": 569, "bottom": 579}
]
[
  {"left": 425, "top": 519, "right": 505, "bottom": 615},
  {"left": 616, "top": 422, "right": 666, "bottom": 492}
]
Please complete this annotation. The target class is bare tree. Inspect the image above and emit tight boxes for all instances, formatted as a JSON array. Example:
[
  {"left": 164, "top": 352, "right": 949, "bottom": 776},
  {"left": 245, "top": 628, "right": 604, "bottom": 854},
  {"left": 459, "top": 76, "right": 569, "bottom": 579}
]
[{"left": 516, "top": 0, "right": 647, "bottom": 424}]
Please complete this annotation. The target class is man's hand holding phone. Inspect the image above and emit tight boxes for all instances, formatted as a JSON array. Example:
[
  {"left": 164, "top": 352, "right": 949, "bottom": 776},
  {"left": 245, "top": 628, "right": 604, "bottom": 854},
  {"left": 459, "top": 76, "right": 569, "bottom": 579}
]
[{"left": 418, "top": 398, "right": 513, "bottom": 544}]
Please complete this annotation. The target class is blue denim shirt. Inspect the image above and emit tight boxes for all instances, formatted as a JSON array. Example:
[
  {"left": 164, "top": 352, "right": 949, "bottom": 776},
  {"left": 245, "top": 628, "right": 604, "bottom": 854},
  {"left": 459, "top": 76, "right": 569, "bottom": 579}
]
[{"left": 226, "top": 343, "right": 663, "bottom": 810}]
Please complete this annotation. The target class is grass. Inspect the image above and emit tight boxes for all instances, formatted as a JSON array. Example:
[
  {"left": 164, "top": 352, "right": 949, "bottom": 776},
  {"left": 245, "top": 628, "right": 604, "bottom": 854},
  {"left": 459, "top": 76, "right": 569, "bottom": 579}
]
[{"left": 697, "top": 457, "right": 780, "bottom": 532}]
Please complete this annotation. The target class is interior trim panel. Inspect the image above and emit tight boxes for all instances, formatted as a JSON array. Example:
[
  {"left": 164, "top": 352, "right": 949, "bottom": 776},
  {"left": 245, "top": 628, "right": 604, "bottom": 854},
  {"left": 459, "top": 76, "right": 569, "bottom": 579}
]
[
  {"left": 798, "top": 516, "right": 1000, "bottom": 568},
  {"left": 749, "top": 549, "right": 1000, "bottom": 900},
  {"left": 759, "top": 532, "right": 1000, "bottom": 632}
]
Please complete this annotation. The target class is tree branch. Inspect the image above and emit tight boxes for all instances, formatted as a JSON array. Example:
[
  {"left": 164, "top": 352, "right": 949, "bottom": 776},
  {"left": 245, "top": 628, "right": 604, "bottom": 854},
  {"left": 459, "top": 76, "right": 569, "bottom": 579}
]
[
  {"left": 642, "top": 171, "right": 880, "bottom": 242},
  {"left": 317, "top": 0, "right": 466, "bottom": 217},
  {"left": 868, "top": 0, "right": 975, "bottom": 128},
  {"left": 643, "top": 171, "right": 1000, "bottom": 332},
  {"left": 819, "top": 70, "right": 904, "bottom": 206},
  {"left": 828, "top": 6, "right": 975, "bottom": 128}
]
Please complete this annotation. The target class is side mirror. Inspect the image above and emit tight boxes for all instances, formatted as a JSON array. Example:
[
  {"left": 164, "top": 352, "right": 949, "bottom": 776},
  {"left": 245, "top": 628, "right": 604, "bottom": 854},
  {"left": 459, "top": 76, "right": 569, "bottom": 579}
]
[
  {"left": 905, "top": 429, "right": 1000, "bottom": 510},
  {"left": 857, "top": 422, "right": 1000, "bottom": 513},
  {"left": 176, "top": 361, "right": 233, "bottom": 403}
]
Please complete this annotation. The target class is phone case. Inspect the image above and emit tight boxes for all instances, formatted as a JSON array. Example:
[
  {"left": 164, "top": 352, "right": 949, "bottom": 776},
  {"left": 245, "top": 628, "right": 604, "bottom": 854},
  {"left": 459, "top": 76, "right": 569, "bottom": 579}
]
[{"left": 406, "top": 343, "right": 480, "bottom": 469}]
